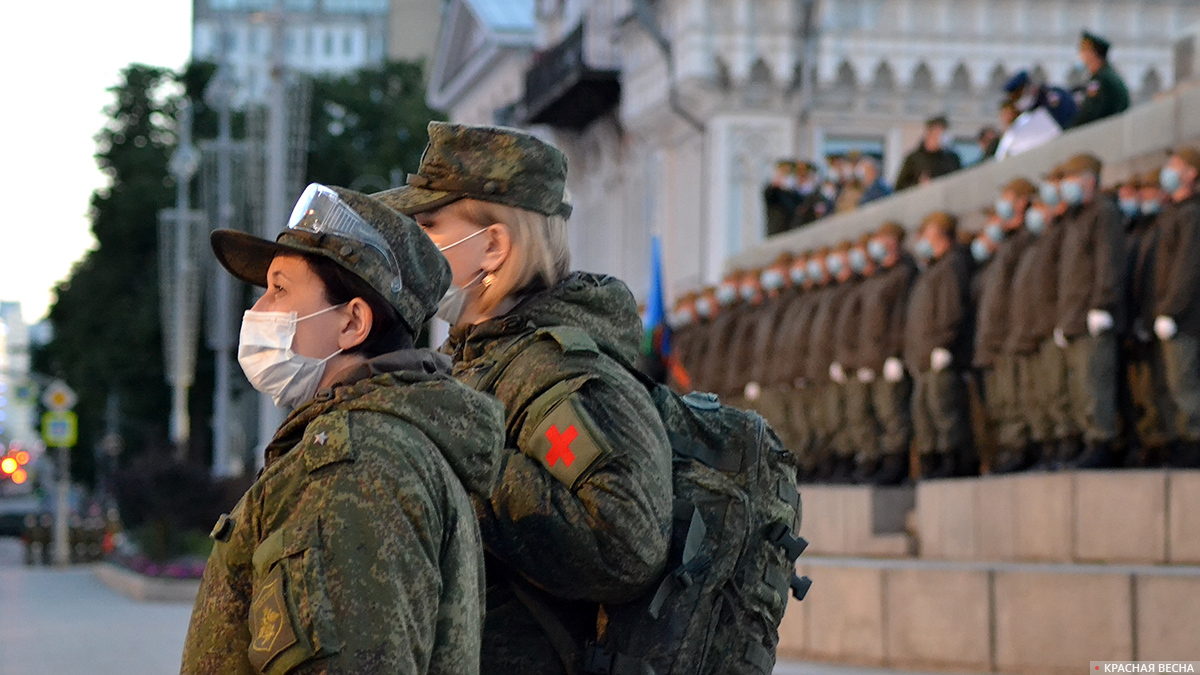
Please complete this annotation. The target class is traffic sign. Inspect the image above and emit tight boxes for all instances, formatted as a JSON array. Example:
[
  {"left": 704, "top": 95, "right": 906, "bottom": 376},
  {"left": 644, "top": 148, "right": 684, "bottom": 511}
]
[
  {"left": 41, "top": 411, "right": 78, "bottom": 448},
  {"left": 41, "top": 381, "right": 76, "bottom": 412}
]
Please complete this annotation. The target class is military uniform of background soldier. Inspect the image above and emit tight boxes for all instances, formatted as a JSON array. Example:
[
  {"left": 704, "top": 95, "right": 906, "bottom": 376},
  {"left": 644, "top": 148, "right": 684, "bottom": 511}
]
[
  {"left": 975, "top": 178, "right": 1038, "bottom": 472},
  {"left": 375, "top": 123, "right": 674, "bottom": 675},
  {"left": 895, "top": 116, "right": 962, "bottom": 191},
  {"left": 860, "top": 223, "right": 918, "bottom": 485},
  {"left": 1052, "top": 154, "right": 1125, "bottom": 468},
  {"left": 904, "top": 212, "right": 975, "bottom": 478},
  {"left": 806, "top": 245, "right": 858, "bottom": 480},
  {"left": 774, "top": 253, "right": 825, "bottom": 469},
  {"left": 831, "top": 235, "right": 880, "bottom": 483},
  {"left": 1123, "top": 171, "right": 1177, "bottom": 466},
  {"left": 1070, "top": 31, "right": 1130, "bottom": 129},
  {"left": 182, "top": 187, "right": 506, "bottom": 675},
  {"left": 1152, "top": 147, "right": 1200, "bottom": 467},
  {"left": 739, "top": 254, "right": 798, "bottom": 448}
]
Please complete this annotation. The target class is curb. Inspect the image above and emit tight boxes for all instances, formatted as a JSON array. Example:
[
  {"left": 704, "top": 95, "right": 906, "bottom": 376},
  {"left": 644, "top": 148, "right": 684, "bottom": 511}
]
[{"left": 93, "top": 562, "right": 200, "bottom": 603}]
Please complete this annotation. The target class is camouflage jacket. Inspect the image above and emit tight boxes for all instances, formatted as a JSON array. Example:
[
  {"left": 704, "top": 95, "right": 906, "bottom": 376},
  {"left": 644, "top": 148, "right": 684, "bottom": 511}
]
[
  {"left": 181, "top": 350, "right": 505, "bottom": 675},
  {"left": 444, "top": 272, "right": 673, "bottom": 674}
]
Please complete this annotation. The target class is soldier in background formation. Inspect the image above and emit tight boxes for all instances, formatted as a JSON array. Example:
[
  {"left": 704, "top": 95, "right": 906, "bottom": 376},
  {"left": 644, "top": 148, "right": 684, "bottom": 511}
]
[{"left": 669, "top": 149, "right": 1200, "bottom": 482}]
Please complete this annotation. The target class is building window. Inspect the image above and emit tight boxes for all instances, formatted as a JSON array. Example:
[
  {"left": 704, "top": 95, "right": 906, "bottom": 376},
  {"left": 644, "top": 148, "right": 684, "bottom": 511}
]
[
  {"left": 325, "top": 32, "right": 334, "bottom": 57},
  {"left": 343, "top": 32, "right": 353, "bottom": 56}
]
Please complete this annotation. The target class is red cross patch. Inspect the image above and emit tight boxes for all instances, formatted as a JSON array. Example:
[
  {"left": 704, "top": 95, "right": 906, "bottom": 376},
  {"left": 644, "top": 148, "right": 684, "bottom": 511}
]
[{"left": 545, "top": 424, "right": 578, "bottom": 467}]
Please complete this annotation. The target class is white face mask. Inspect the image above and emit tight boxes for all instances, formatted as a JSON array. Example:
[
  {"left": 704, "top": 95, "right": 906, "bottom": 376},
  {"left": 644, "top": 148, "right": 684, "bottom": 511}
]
[
  {"left": 435, "top": 227, "right": 491, "bottom": 325},
  {"left": 237, "top": 304, "right": 345, "bottom": 409},
  {"left": 436, "top": 270, "right": 486, "bottom": 325}
]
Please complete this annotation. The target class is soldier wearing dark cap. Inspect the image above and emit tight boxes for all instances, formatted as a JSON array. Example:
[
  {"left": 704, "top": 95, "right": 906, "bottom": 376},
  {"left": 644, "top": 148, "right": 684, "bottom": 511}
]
[
  {"left": 1003, "top": 70, "right": 1078, "bottom": 130},
  {"left": 1151, "top": 147, "right": 1200, "bottom": 467},
  {"left": 905, "top": 212, "right": 975, "bottom": 478},
  {"left": 1053, "top": 154, "right": 1126, "bottom": 468},
  {"left": 895, "top": 116, "right": 963, "bottom": 191},
  {"left": 182, "top": 185, "right": 506, "bottom": 674},
  {"left": 1070, "top": 31, "right": 1130, "bottom": 128},
  {"left": 376, "top": 122, "right": 673, "bottom": 675}
]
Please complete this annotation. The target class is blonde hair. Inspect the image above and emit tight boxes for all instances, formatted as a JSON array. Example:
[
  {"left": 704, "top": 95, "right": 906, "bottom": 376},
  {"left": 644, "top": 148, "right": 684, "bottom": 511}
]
[{"left": 454, "top": 198, "right": 571, "bottom": 313}]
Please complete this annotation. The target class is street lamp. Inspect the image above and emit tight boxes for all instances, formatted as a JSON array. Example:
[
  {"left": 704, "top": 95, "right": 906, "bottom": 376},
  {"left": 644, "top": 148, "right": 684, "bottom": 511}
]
[
  {"left": 160, "top": 100, "right": 206, "bottom": 459},
  {"left": 204, "top": 65, "right": 240, "bottom": 477}
]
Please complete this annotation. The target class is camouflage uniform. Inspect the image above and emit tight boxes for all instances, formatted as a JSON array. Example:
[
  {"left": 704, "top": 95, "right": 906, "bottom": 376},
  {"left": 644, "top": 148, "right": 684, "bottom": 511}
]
[
  {"left": 185, "top": 187, "right": 506, "bottom": 675},
  {"left": 377, "top": 123, "right": 673, "bottom": 675}
]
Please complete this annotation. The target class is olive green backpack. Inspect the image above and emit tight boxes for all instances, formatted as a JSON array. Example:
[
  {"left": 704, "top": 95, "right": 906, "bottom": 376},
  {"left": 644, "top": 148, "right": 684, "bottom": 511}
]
[{"left": 472, "top": 326, "right": 812, "bottom": 675}]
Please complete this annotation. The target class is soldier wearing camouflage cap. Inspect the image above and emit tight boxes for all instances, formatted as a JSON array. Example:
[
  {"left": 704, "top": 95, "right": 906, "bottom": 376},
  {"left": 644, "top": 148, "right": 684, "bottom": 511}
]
[
  {"left": 379, "top": 122, "right": 673, "bottom": 674},
  {"left": 182, "top": 184, "right": 506, "bottom": 674}
]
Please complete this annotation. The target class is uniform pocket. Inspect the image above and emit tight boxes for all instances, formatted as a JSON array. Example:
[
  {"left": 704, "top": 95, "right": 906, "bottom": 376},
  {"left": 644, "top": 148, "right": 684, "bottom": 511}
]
[{"left": 248, "top": 518, "right": 342, "bottom": 674}]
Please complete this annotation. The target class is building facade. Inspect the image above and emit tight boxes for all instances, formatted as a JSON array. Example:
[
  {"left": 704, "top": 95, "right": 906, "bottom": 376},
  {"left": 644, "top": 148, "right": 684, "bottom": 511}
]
[
  {"left": 0, "top": 302, "right": 37, "bottom": 447},
  {"left": 427, "top": 0, "right": 1199, "bottom": 299},
  {"left": 191, "top": 0, "right": 442, "bottom": 103}
]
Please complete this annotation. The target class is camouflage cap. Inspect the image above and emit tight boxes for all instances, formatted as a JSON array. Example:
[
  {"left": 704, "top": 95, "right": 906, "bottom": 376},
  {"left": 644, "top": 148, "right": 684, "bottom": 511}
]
[
  {"left": 210, "top": 186, "right": 451, "bottom": 335},
  {"left": 374, "top": 121, "right": 571, "bottom": 218}
]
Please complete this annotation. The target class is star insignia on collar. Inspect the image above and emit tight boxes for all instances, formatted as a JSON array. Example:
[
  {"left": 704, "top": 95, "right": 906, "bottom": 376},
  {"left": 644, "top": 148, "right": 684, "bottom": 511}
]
[{"left": 314, "top": 432, "right": 328, "bottom": 446}]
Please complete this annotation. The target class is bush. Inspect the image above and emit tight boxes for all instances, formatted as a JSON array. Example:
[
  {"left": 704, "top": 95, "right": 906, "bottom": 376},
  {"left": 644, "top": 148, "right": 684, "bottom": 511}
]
[{"left": 113, "top": 454, "right": 230, "bottom": 562}]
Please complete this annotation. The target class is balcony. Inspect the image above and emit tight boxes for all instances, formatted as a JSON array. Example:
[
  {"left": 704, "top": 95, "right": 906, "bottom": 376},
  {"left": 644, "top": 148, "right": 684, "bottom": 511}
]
[{"left": 520, "top": 24, "right": 620, "bottom": 131}]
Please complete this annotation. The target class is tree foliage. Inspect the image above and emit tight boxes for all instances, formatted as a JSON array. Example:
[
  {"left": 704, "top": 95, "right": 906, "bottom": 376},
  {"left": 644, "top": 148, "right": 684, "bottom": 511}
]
[
  {"left": 306, "top": 60, "right": 444, "bottom": 192},
  {"left": 33, "top": 64, "right": 180, "bottom": 479}
]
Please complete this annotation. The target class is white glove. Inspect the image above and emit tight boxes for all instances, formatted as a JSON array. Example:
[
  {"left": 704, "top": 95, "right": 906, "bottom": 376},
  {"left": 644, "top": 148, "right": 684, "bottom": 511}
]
[
  {"left": 829, "top": 362, "right": 847, "bottom": 384},
  {"left": 857, "top": 368, "right": 876, "bottom": 383},
  {"left": 1087, "top": 309, "right": 1114, "bottom": 336},
  {"left": 744, "top": 381, "right": 762, "bottom": 401},
  {"left": 930, "top": 348, "right": 952, "bottom": 372},
  {"left": 883, "top": 357, "right": 905, "bottom": 383},
  {"left": 1053, "top": 328, "right": 1069, "bottom": 349},
  {"left": 1155, "top": 316, "right": 1179, "bottom": 341}
]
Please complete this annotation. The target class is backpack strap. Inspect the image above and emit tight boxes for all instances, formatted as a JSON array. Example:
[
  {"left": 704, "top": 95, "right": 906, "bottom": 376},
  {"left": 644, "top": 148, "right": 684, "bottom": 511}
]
[
  {"left": 646, "top": 504, "right": 709, "bottom": 619},
  {"left": 764, "top": 521, "right": 812, "bottom": 601},
  {"left": 506, "top": 576, "right": 582, "bottom": 675}
]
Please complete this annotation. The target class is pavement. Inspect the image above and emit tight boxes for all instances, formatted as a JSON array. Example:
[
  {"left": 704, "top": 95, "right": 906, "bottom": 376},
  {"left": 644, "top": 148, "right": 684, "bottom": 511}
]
[
  {"left": 0, "top": 537, "right": 193, "bottom": 675},
  {"left": 0, "top": 537, "right": 972, "bottom": 675}
]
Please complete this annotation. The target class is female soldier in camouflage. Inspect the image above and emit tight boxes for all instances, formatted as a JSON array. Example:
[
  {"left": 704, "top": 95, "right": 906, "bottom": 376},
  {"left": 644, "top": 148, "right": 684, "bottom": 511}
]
[
  {"left": 377, "top": 122, "right": 673, "bottom": 674},
  {"left": 181, "top": 185, "right": 505, "bottom": 675}
]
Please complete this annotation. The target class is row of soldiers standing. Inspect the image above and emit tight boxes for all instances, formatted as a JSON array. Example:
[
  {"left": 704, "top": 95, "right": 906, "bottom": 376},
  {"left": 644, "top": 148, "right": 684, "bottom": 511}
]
[{"left": 668, "top": 149, "right": 1200, "bottom": 483}]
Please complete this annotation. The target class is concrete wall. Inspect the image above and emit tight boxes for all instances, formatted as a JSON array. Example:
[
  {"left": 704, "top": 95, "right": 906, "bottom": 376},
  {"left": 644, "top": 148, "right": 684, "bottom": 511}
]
[
  {"left": 728, "top": 82, "right": 1200, "bottom": 273},
  {"left": 913, "top": 470, "right": 1198, "bottom": 565},
  {"left": 777, "top": 557, "right": 1200, "bottom": 674},
  {"left": 797, "top": 471, "right": 1200, "bottom": 564}
]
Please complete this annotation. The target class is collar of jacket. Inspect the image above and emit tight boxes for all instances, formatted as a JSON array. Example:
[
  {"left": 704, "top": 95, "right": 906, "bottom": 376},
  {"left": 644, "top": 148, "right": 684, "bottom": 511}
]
[{"left": 262, "top": 349, "right": 451, "bottom": 466}]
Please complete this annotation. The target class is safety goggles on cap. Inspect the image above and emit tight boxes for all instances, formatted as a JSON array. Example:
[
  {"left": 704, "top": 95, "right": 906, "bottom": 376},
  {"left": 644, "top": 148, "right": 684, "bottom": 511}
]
[{"left": 287, "top": 183, "right": 403, "bottom": 293}]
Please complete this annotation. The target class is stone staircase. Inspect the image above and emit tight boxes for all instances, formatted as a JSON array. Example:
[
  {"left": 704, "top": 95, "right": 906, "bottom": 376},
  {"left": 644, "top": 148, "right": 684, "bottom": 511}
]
[{"left": 780, "top": 471, "right": 1200, "bottom": 674}]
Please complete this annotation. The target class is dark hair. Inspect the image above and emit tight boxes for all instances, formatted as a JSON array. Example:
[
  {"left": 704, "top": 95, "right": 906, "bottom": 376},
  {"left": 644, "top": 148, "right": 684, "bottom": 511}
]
[{"left": 299, "top": 253, "right": 413, "bottom": 357}]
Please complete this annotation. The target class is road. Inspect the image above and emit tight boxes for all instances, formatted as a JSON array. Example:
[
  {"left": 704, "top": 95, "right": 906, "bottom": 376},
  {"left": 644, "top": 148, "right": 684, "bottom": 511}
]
[
  {"left": 0, "top": 537, "right": 193, "bottom": 675},
  {"left": 0, "top": 537, "right": 970, "bottom": 675}
]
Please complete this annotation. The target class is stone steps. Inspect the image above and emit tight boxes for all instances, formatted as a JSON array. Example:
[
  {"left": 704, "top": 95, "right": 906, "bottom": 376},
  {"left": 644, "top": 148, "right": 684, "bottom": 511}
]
[
  {"left": 786, "top": 471, "right": 1200, "bottom": 674},
  {"left": 778, "top": 557, "right": 1200, "bottom": 674}
]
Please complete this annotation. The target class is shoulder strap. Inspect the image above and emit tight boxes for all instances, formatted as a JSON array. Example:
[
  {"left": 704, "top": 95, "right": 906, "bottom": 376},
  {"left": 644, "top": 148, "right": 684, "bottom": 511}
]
[{"left": 467, "top": 327, "right": 600, "bottom": 394}]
